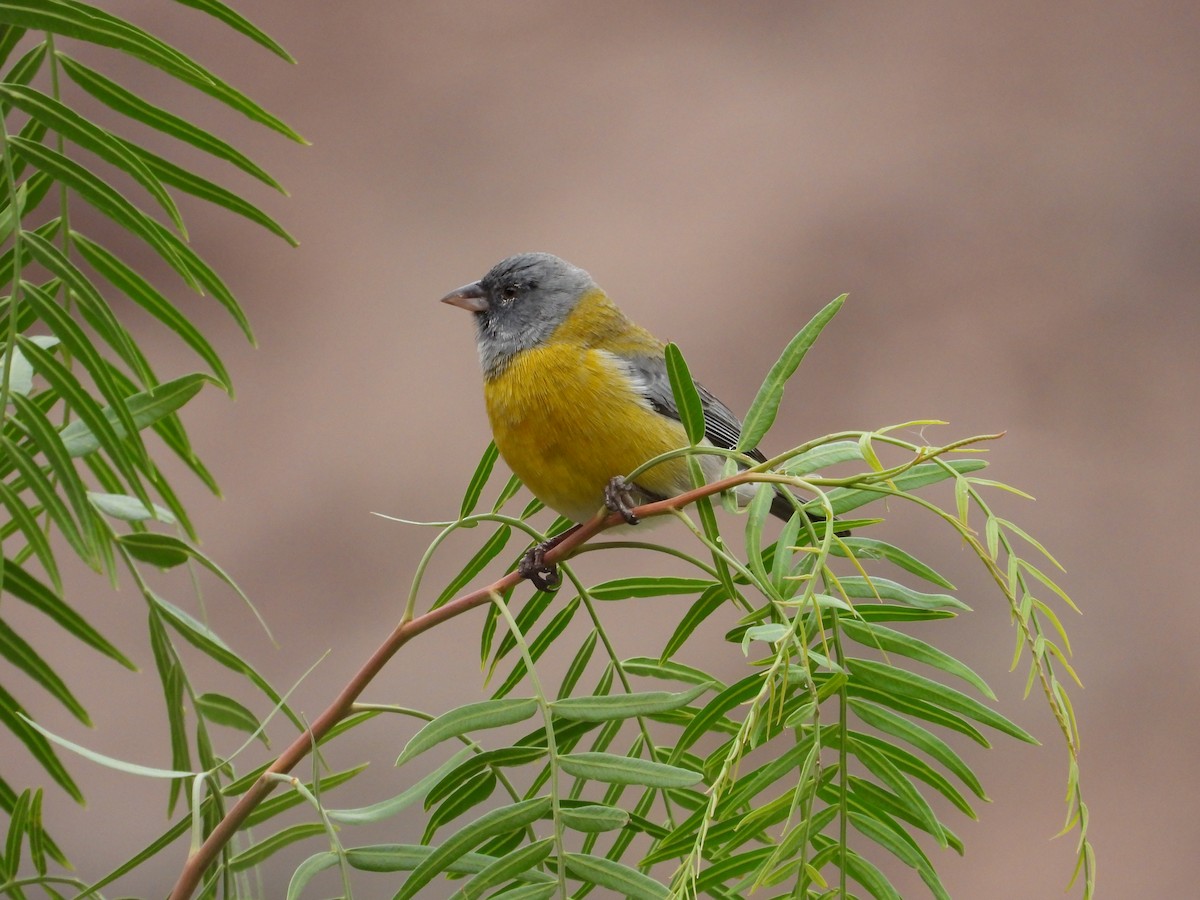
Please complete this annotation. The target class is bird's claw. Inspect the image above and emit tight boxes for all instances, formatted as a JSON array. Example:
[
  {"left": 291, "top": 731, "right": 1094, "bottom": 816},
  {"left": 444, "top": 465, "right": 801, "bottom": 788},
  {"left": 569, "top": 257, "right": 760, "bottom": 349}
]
[
  {"left": 605, "top": 476, "right": 640, "bottom": 525},
  {"left": 518, "top": 542, "right": 561, "bottom": 591}
]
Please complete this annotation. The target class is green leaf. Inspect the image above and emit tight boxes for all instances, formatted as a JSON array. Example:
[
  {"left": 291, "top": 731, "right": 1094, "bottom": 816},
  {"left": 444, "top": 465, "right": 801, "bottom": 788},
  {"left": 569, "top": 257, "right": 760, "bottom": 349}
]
[
  {"left": 448, "top": 837, "right": 554, "bottom": 900},
  {"left": 490, "top": 596, "right": 580, "bottom": 699},
  {"left": 1, "top": 433, "right": 95, "bottom": 567},
  {"left": 4, "top": 789, "right": 31, "bottom": 877},
  {"left": 770, "top": 508, "right": 804, "bottom": 594},
  {"left": 8, "top": 137, "right": 191, "bottom": 280},
  {"left": 622, "top": 656, "right": 724, "bottom": 689},
  {"left": 833, "top": 537, "right": 955, "bottom": 589},
  {"left": 0, "top": 480, "right": 62, "bottom": 593},
  {"left": 805, "top": 836, "right": 899, "bottom": 900},
  {"left": 840, "top": 618, "right": 994, "bottom": 698},
  {"left": 2, "top": 556, "right": 132, "bottom": 667},
  {"left": 849, "top": 735, "right": 946, "bottom": 846},
  {"left": 195, "top": 692, "right": 262, "bottom": 738},
  {"left": 847, "top": 658, "right": 1037, "bottom": 743},
  {"left": 660, "top": 583, "right": 730, "bottom": 661},
  {"left": 229, "top": 822, "right": 326, "bottom": 872},
  {"left": 71, "top": 231, "right": 232, "bottom": 390},
  {"left": 287, "top": 850, "right": 338, "bottom": 898},
  {"left": 695, "top": 847, "right": 776, "bottom": 891},
  {"left": 88, "top": 491, "right": 175, "bottom": 523},
  {"left": 492, "top": 472, "right": 524, "bottom": 512},
  {"left": 849, "top": 699, "right": 985, "bottom": 801},
  {"left": 117, "top": 533, "right": 189, "bottom": 568},
  {"left": 9, "top": 388, "right": 95, "bottom": 530},
  {"left": 0, "top": 23, "right": 25, "bottom": 69},
  {"left": 671, "top": 672, "right": 761, "bottom": 760},
  {"left": 143, "top": 216, "right": 254, "bottom": 339},
  {"left": 149, "top": 593, "right": 301, "bottom": 730},
  {"left": 423, "top": 771, "right": 498, "bottom": 840},
  {"left": 551, "top": 683, "right": 711, "bottom": 722},
  {"left": 560, "top": 803, "right": 630, "bottom": 833},
  {"left": 556, "top": 629, "right": 597, "bottom": 700},
  {"left": 558, "top": 752, "right": 701, "bottom": 788},
  {"left": 434, "top": 525, "right": 510, "bottom": 609},
  {"left": 850, "top": 731, "right": 978, "bottom": 822},
  {"left": 664, "top": 342, "right": 704, "bottom": 444},
  {"left": 122, "top": 141, "right": 297, "bottom": 244},
  {"left": 0, "top": 618, "right": 88, "bottom": 724},
  {"left": 56, "top": 52, "right": 282, "bottom": 190},
  {"left": 564, "top": 853, "right": 670, "bottom": 899},
  {"left": 24, "top": 787, "right": 46, "bottom": 876},
  {"left": 846, "top": 808, "right": 929, "bottom": 876},
  {"left": 4, "top": 0, "right": 303, "bottom": 140},
  {"left": 717, "top": 735, "right": 816, "bottom": 812},
  {"left": 8, "top": 697, "right": 121, "bottom": 797},
  {"left": 423, "top": 746, "right": 546, "bottom": 808},
  {"left": 0, "top": 82, "right": 184, "bottom": 232},
  {"left": 327, "top": 747, "right": 474, "bottom": 825},
  {"left": 744, "top": 479, "right": 775, "bottom": 587},
  {"left": 588, "top": 576, "right": 712, "bottom": 601},
  {"left": 847, "top": 777, "right": 963, "bottom": 858},
  {"left": 396, "top": 698, "right": 539, "bottom": 766},
  {"left": 394, "top": 797, "right": 552, "bottom": 900},
  {"left": 847, "top": 677, "right": 989, "bottom": 746},
  {"left": 780, "top": 439, "right": 864, "bottom": 474},
  {"left": 0, "top": 0, "right": 208, "bottom": 77},
  {"left": 314, "top": 843, "right": 556, "bottom": 884},
  {"left": 853, "top": 604, "right": 958, "bottom": 624},
  {"left": 819, "top": 459, "right": 988, "bottom": 516},
  {"left": 738, "top": 294, "right": 845, "bottom": 451},
  {"left": 460, "top": 442, "right": 499, "bottom": 518},
  {"left": 839, "top": 575, "right": 970, "bottom": 611},
  {"left": 146, "top": 610, "right": 189, "bottom": 814},
  {"left": 17, "top": 286, "right": 149, "bottom": 479},
  {"left": 59, "top": 372, "right": 213, "bottom": 458},
  {"left": 173, "top": 0, "right": 296, "bottom": 62},
  {"left": 484, "top": 884, "right": 556, "bottom": 900},
  {"left": 487, "top": 589, "right": 554, "bottom": 677},
  {"left": 242, "top": 765, "right": 368, "bottom": 829}
]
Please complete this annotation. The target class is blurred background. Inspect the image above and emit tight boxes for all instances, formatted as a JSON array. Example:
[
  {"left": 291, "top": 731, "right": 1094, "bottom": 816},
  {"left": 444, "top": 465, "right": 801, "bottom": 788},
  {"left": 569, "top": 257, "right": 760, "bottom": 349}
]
[{"left": 5, "top": 1, "right": 1198, "bottom": 896}]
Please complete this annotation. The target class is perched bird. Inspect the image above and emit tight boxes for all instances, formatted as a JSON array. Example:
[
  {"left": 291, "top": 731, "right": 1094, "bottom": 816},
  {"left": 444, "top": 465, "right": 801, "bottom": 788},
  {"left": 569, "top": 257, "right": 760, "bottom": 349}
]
[{"left": 442, "top": 252, "right": 823, "bottom": 586}]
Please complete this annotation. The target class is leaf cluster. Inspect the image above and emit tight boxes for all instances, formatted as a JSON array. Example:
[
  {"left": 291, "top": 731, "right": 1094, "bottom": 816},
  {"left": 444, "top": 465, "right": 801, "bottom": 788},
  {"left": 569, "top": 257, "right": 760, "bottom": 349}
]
[
  {"left": 0, "top": 1, "right": 300, "bottom": 891},
  {"left": 228, "top": 298, "right": 1090, "bottom": 899},
  {"left": 0, "top": 5, "right": 1094, "bottom": 900}
]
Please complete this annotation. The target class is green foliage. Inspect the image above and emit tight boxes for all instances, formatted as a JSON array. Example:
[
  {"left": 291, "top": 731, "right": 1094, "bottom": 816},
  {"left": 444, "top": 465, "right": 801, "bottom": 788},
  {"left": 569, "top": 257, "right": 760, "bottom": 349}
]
[
  {"left": 0, "top": 1, "right": 301, "bottom": 893},
  {"left": 350, "top": 340, "right": 1091, "bottom": 896},
  {"left": 0, "top": 4, "right": 1093, "bottom": 900}
]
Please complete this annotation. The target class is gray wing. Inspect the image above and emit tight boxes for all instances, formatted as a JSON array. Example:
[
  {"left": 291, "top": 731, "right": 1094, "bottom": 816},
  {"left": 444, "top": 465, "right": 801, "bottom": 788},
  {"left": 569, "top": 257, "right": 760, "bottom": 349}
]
[
  {"left": 622, "top": 354, "right": 767, "bottom": 462},
  {"left": 621, "top": 353, "right": 832, "bottom": 526}
]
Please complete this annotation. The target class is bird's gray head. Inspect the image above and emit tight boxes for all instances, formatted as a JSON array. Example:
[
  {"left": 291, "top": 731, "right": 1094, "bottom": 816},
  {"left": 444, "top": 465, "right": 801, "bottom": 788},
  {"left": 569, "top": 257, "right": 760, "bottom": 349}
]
[{"left": 440, "top": 252, "right": 595, "bottom": 377}]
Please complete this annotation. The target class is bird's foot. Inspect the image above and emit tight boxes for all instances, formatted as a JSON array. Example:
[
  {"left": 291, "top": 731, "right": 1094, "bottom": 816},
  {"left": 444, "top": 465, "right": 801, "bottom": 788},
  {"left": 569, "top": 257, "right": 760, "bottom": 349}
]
[
  {"left": 518, "top": 542, "right": 561, "bottom": 591},
  {"left": 604, "top": 476, "right": 640, "bottom": 525},
  {"left": 517, "top": 525, "right": 580, "bottom": 591}
]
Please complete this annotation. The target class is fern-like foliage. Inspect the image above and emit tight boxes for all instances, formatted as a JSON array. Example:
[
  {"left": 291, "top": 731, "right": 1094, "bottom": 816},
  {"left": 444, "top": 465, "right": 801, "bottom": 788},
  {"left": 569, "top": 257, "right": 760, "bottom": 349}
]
[
  {"left": 308, "top": 305, "right": 1091, "bottom": 899},
  {"left": 0, "top": 5, "right": 1093, "bottom": 899},
  {"left": 0, "top": 0, "right": 298, "bottom": 885}
]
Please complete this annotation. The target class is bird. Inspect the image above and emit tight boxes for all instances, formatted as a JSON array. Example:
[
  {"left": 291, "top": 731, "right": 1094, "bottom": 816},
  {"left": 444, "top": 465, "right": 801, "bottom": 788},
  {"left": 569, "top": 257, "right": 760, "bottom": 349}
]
[{"left": 441, "top": 252, "right": 827, "bottom": 588}]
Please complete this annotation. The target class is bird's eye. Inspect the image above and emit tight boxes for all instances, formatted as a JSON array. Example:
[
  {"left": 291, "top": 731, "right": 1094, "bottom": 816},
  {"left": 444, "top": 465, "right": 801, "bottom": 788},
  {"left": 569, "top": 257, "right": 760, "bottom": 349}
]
[{"left": 500, "top": 284, "right": 519, "bottom": 304}]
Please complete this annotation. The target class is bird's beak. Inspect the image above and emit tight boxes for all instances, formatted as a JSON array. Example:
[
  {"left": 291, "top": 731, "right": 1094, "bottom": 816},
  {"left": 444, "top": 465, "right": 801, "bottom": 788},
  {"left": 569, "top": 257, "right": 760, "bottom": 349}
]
[{"left": 440, "top": 281, "right": 488, "bottom": 312}]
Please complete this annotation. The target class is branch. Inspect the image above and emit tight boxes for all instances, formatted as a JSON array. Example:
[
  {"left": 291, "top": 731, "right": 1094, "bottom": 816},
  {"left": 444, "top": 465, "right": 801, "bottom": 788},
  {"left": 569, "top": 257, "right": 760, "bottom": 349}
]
[
  {"left": 168, "top": 471, "right": 766, "bottom": 899},
  {"left": 167, "top": 467, "right": 807, "bottom": 896}
]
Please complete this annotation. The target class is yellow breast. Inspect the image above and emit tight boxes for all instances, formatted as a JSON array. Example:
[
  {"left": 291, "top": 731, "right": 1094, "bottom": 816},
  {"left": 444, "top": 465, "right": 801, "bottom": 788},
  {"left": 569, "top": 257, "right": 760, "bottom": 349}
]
[{"left": 483, "top": 290, "right": 692, "bottom": 522}]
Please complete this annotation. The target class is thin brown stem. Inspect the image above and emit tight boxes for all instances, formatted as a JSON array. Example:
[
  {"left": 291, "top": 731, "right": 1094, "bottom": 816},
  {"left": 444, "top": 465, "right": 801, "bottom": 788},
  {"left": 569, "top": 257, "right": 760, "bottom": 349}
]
[{"left": 167, "top": 469, "right": 772, "bottom": 898}]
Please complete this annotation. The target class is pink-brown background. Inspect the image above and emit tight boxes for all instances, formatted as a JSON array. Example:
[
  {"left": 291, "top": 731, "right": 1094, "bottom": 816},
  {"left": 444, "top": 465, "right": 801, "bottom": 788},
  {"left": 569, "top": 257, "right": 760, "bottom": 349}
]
[{"left": 5, "top": 2, "right": 1197, "bottom": 896}]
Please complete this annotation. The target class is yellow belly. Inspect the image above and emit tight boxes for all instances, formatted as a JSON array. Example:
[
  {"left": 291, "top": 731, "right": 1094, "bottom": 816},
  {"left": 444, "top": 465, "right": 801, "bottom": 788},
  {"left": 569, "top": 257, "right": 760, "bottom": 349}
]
[{"left": 484, "top": 342, "right": 692, "bottom": 522}]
